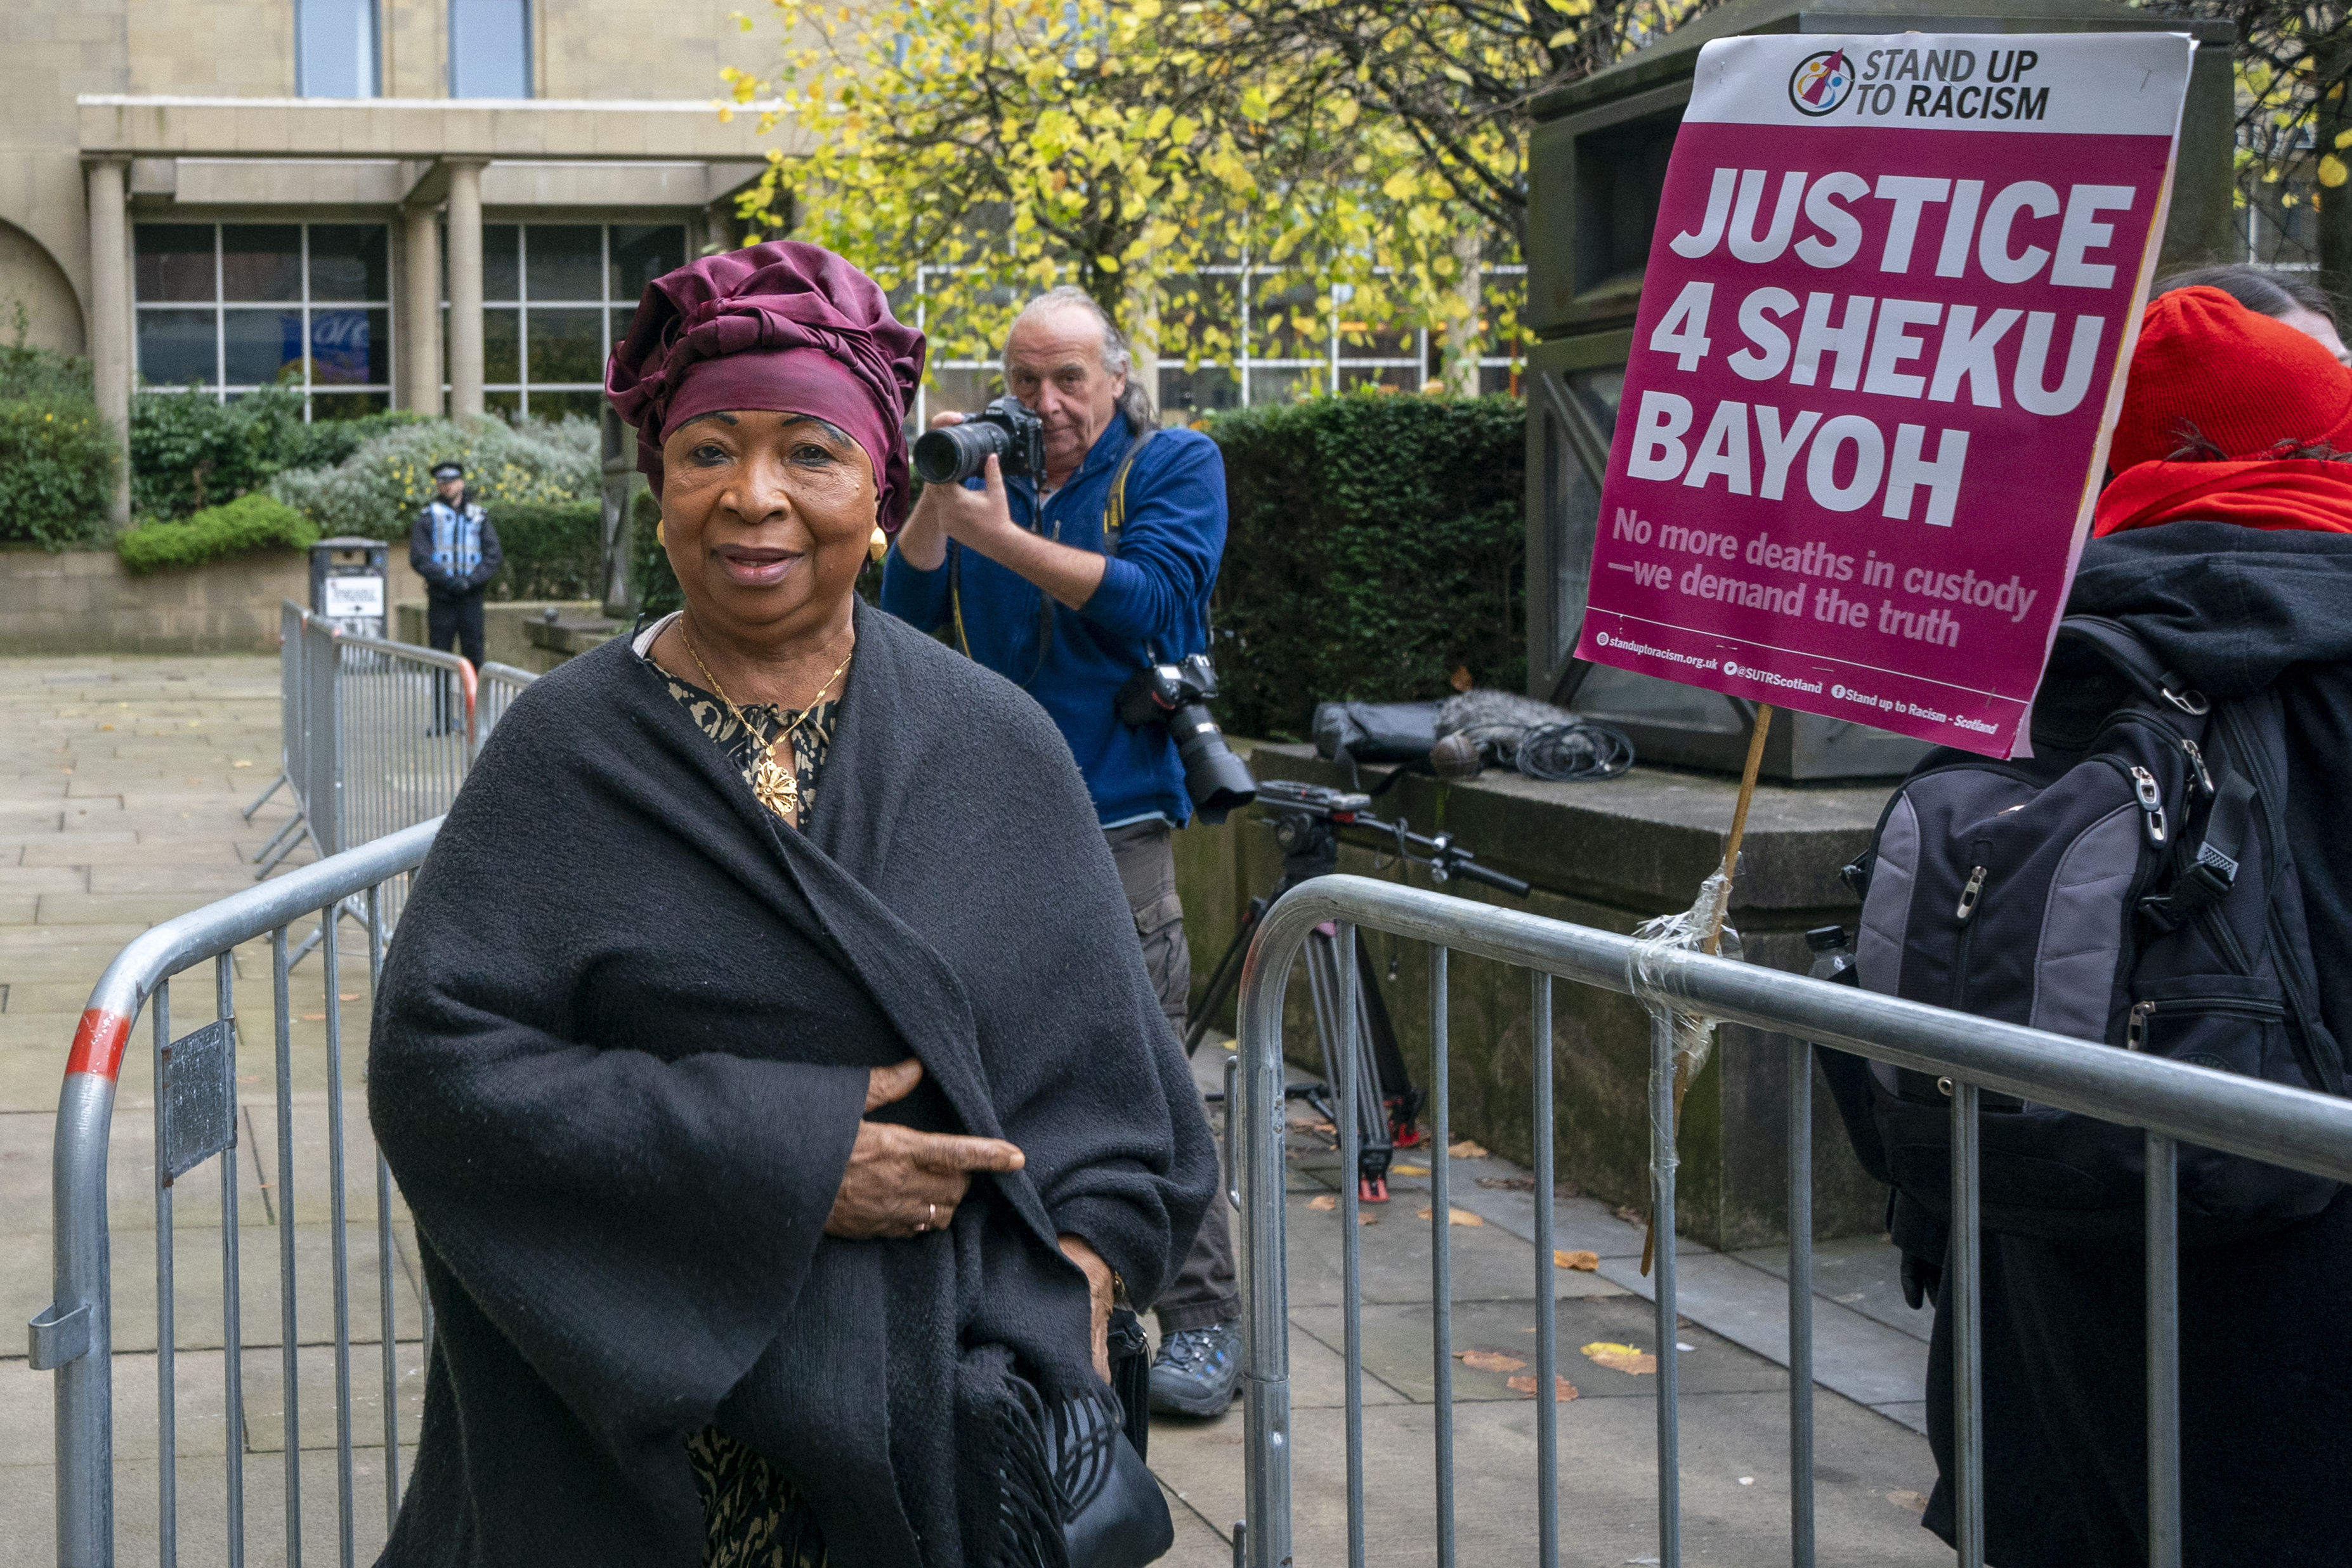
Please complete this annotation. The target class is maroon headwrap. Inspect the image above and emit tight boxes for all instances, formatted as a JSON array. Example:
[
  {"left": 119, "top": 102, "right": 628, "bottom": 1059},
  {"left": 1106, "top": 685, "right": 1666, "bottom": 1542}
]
[{"left": 604, "top": 241, "right": 927, "bottom": 530}]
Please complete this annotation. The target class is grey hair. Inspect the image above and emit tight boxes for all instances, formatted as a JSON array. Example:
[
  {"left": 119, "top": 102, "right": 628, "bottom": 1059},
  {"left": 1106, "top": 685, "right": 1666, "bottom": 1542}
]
[{"left": 1005, "top": 285, "right": 1158, "bottom": 430}]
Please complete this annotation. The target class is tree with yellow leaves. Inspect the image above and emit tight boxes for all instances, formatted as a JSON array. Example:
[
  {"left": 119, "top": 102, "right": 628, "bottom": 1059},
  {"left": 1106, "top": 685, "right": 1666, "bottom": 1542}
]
[
  {"left": 721, "top": 0, "right": 1718, "bottom": 393},
  {"left": 722, "top": 0, "right": 1486, "bottom": 384}
]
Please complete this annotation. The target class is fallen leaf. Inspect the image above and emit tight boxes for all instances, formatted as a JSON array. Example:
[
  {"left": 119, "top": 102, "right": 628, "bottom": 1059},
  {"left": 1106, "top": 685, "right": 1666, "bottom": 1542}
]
[
  {"left": 1888, "top": 1489, "right": 1929, "bottom": 1515},
  {"left": 1506, "top": 1374, "right": 1578, "bottom": 1401},
  {"left": 1307, "top": 1194, "right": 1338, "bottom": 1211},
  {"left": 1581, "top": 1342, "right": 1657, "bottom": 1376},
  {"left": 1358, "top": 1214, "right": 1378, "bottom": 1226},
  {"left": 1447, "top": 1140, "right": 1487, "bottom": 1159},
  {"left": 301, "top": 1013, "right": 326, "bottom": 1022},
  {"left": 1554, "top": 1250, "right": 1600, "bottom": 1272},
  {"left": 339, "top": 993, "right": 358, "bottom": 1002},
  {"left": 232, "top": 759, "right": 253, "bottom": 768},
  {"left": 1310, "top": 1120, "right": 1336, "bottom": 1135},
  {"left": 1614, "top": 1205, "right": 1645, "bottom": 1227},
  {"left": 1415, "top": 1206, "right": 1484, "bottom": 1227},
  {"left": 99, "top": 724, "right": 113, "bottom": 731},
  {"left": 186, "top": 776, "right": 202, "bottom": 784},
  {"left": 1458, "top": 1349, "right": 1524, "bottom": 1372},
  {"left": 1392, "top": 1163, "right": 1429, "bottom": 1176}
]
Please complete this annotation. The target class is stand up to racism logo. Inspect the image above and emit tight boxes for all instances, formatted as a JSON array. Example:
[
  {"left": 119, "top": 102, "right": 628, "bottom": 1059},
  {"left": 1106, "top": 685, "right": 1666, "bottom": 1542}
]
[{"left": 1787, "top": 49, "right": 1855, "bottom": 115}]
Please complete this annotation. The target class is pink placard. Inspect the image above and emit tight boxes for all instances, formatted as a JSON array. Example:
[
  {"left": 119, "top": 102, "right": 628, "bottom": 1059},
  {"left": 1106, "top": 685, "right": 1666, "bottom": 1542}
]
[{"left": 1574, "top": 32, "right": 2193, "bottom": 756}]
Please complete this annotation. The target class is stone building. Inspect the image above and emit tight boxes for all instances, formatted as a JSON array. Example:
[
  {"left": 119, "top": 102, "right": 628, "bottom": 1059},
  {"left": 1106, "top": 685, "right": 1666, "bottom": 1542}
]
[{"left": 1, "top": 0, "right": 797, "bottom": 523}]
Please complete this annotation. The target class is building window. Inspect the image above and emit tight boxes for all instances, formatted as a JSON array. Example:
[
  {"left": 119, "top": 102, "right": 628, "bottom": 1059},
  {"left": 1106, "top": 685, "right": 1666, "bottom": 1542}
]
[
  {"left": 450, "top": 0, "right": 532, "bottom": 98},
  {"left": 455, "top": 223, "right": 685, "bottom": 419},
  {"left": 134, "top": 223, "right": 393, "bottom": 419},
  {"left": 296, "top": 0, "right": 381, "bottom": 98}
]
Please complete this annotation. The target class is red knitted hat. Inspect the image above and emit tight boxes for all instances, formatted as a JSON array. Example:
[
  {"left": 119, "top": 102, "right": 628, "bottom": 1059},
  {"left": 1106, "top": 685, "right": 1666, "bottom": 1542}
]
[{"left": 2111, "top": 285, "right": 2352, "bottom": 471}]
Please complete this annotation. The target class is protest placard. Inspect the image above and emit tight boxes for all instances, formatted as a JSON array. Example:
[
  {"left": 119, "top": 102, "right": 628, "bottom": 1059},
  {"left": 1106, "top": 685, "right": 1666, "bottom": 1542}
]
[{"left": 1572, "top": 32, "right": 2194, "bottom": 757}]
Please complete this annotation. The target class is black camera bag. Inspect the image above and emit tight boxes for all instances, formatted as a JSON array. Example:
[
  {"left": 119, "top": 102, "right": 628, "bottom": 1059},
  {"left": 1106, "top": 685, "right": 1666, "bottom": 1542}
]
[
  {"left": 1312, "top": 701, "right": 1444, "bottom": 768},
  {"left": 1824, "top": 615, "right": 2346, "bottom": 1247}
]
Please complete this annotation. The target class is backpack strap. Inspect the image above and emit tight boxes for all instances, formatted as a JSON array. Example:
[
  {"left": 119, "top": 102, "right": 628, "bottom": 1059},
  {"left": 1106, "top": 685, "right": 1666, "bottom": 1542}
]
[
  {"left": 2137, "top": 770, "right": 2256, "bottom": 934},
  {"left": 2053, "top": 616, "right": 2211, "bottom": 717}
]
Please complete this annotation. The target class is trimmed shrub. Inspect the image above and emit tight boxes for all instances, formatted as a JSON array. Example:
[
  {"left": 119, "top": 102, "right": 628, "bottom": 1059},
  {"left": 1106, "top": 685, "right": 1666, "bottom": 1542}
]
[
  {"left": 629, "top": 488, "right": 682, "bottom": 617},
  {"left": 116, "top": 492, "right": 318, "bottom": 575},
  {"left": 130, "top": 388, "right": 433, "bottom": 520},
  {"left": 488, "top": 499, "right": 604, "bottom": 602},
  {"left": 271, "top": 417, "right": 599, "bottom": 542},
  {"left": 0, "top": 395, "right": 118, "bottom": 549},
  {"left": 1205, "top": 392, "right": 1525, "bottom": 742}
]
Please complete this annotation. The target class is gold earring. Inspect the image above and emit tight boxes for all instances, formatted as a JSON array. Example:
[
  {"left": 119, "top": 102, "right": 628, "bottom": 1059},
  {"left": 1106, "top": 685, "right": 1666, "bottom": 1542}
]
[
  {"left": 655, "top": 519, "right": 665, "bottom": 546},
  {"left": 868, "top": 526, "right": 888, "bottom": 564}
]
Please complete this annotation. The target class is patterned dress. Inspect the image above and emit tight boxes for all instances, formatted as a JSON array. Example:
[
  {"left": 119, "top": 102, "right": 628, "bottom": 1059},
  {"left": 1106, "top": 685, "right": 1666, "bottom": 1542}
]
[
  {"left": 649, "top": 657, "right": 836, "bottom": 1567},
  {"left": 655, "top": 669, "right": 840, "bottom": 828}
]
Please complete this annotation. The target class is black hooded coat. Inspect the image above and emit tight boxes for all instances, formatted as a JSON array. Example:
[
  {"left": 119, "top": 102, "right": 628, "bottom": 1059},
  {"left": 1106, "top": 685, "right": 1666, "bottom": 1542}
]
[
  {"left": 1918, "top": 524, "right": 2352, "bottom": 1565},
  {"left": 367, "top": 599, "right": 1217, "bottom": 1568}
]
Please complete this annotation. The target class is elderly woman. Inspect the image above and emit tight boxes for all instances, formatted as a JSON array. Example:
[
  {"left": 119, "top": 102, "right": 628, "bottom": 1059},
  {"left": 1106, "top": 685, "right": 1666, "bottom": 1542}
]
[{"left": 369, "top": 242, "right": 1217, "bottom": 1568}]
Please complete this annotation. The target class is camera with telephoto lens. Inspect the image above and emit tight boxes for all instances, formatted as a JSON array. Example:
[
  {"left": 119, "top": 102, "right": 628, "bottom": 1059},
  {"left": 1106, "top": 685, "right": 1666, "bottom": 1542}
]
[
  {"left": 911, "top": 396, "right": 1047, "bottom": 485},
  {"left": 1114, "top": 653, "right": 1258, "bottom": 825}
]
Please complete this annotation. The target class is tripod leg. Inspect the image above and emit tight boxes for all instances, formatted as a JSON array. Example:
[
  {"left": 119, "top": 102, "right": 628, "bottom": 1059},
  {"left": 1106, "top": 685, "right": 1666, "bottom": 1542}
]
[
  {"left": 1302, "top": 927, "right": 1347, "bottom": 1132},
  {"left": 1353, "top": 933, "right": 1423, "bottom": 1147},
  {"left": 1307, "top": 927, "right": 1392, "bottom": 1202},
  {"left": 1184, "top": 903, "right": 1262, "bottom": 1057}
]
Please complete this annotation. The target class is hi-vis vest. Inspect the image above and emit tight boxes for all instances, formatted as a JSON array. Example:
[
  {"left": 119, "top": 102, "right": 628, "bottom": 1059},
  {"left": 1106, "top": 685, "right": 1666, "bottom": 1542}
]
[{"left": 428, "top": 500, "right": 487, "bottom": 579}]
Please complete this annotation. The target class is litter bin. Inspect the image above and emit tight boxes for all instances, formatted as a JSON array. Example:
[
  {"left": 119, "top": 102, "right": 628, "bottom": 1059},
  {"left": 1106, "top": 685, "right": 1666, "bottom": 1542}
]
[
  {"left": 310, "top": 537, "right": 388, "bottom": 642},
  {"left": 1519, "top": 0, "right": 2237, "bottom": 779}
]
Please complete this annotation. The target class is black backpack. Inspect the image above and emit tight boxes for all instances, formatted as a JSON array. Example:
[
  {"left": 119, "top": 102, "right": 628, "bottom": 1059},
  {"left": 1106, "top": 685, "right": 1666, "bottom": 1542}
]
[{"left": 1824, "top": 615, "right": 2346, "bottom": 1246}]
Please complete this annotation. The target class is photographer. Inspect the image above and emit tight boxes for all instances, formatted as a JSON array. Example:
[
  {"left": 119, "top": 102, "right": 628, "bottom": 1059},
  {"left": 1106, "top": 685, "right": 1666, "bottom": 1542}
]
[{"left": 881, "top": 286, "right": 1242, "bottom": 1416}]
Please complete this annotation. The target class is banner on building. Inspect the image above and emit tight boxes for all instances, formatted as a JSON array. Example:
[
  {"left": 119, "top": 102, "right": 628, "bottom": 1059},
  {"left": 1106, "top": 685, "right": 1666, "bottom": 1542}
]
[{"left": 1572, "top": 32, "right": 2194, "bottom": 756}]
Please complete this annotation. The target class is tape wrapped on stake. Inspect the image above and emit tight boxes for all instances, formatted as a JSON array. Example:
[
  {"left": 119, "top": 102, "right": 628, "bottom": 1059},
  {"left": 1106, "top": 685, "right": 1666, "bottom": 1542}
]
[{"left": 1635, "top": 703, "right": 1772, "bottom": 1276}]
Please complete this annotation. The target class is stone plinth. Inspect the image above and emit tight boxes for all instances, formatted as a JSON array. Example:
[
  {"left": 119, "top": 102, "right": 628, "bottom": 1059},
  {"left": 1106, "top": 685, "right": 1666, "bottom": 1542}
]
[{"left": 1174, "top": 744, "right": 1894, "bottom": 1251}]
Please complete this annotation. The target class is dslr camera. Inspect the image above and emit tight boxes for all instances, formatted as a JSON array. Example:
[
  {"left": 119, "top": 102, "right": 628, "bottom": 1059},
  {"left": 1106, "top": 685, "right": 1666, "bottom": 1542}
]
[
  {"left": 1116, "top": 654, "right": 1258, "bottom": 824},
  {"left": 911, "top": 396, "right": 1047, "bottom": 485}
]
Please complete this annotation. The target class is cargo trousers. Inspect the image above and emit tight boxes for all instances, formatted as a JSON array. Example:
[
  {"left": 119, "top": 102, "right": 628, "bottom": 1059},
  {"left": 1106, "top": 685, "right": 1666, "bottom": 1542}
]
[{"left": 1104, "top": 819, "right": 1240, "bottom": 1333}]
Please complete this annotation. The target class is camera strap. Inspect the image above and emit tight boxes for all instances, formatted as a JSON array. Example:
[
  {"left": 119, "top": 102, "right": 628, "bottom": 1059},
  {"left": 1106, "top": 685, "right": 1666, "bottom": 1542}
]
[{"left": 950, "top": 422, "right": 1160, "bottom": 683}]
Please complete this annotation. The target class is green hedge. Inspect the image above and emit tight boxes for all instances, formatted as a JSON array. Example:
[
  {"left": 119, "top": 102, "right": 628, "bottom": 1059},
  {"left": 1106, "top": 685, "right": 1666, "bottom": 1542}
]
[
  {"left": 131, "top": 385, "right": 424, "bottom": 521},
  {"left": 630, "top": 489, "right": 683, "bottom": 617},
  {"left": 116, "top": 492, "right": 318, "bottom": 575},
  {"left": 0, "top": 395, "right": 118, "bottom": 549},
  {"left": 487, "top": 500, "right": 603, "bottom": 602},
  {"left": 1204, "top": 391, "right": 1525, "bottom": 741}
]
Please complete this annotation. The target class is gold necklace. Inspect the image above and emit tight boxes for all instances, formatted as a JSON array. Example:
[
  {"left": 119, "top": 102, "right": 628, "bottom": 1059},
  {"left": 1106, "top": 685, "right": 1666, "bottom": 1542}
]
[{"left": 678, "top": 620, "right": 853, "bottom": 826}]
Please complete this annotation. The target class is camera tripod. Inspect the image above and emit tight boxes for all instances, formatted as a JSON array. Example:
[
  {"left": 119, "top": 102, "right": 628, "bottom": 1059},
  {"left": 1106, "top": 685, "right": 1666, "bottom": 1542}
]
[{"left": 1189, "top": 778, "right": 1529, "bottom": 1201}]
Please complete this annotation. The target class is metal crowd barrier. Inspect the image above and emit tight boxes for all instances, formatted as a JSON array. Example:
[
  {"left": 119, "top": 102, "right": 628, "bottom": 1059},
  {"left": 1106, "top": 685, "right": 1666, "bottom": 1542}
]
[
  {"left": 33, "top": 820, "right": 443, "bottom": 1568},
  {"left": 244, "top": 603, "right": 483, "bottom": 881},
  {"left": 473, "top": 662, "right": 537, "bottom": 752},
  {"left": 1234, "top": 875, "right": 2352, "bottom": 1568}
]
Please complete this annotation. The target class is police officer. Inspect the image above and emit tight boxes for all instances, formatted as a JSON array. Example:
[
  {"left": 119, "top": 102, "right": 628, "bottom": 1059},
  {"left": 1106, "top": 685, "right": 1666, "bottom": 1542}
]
[{"left": 410, "top": 461, "right": 504, "bottom": 670}]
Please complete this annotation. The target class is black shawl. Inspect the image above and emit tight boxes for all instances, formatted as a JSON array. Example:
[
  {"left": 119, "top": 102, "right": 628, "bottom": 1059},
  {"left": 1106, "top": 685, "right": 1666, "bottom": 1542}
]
[{"left": 367, "top": 599, "right": 1216, "bottom": 1568}]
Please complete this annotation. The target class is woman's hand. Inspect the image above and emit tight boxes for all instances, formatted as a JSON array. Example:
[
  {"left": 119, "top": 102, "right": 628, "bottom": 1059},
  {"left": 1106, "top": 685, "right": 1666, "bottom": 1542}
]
[
  {"left": 825, "top": 1060, "right": 1025, "bottom": 1239},
  {"left": 1058, "top": 1234, "right": 1116, "bottom": 1383}
]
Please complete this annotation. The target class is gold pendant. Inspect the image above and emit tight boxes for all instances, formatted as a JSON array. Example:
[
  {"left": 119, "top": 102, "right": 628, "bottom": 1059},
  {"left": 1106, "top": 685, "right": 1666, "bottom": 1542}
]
[{"left": 752, "top": 750, "right": 800, "bottom": 823}]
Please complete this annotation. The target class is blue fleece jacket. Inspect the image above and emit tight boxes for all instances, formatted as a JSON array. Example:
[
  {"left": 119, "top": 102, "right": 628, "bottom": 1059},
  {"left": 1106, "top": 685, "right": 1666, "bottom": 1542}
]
[{"left": 879, "top": 418, "right": 1227, "bottom": 827}]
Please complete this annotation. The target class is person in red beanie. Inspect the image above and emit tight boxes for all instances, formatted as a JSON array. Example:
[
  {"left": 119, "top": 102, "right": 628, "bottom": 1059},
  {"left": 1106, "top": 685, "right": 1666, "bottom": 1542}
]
[
  {"left": 2094, "top": 284, "right": 2352, "bottom": 537},
  {"left": 1904, "top": 284, "right": 2352, "bottom": 1567}
]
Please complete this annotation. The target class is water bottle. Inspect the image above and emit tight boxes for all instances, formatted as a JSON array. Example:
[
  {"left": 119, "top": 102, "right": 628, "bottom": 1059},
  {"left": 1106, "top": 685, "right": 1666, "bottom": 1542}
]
[{"left": 1805, "top": 924, "right": 1859, "bottom": 986}]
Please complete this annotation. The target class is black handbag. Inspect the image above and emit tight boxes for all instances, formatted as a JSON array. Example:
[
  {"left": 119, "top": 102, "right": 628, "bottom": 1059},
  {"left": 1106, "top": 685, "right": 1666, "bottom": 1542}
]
[{"left": 1059, "top": 1307, "right": 1172, "bottom": 1568}]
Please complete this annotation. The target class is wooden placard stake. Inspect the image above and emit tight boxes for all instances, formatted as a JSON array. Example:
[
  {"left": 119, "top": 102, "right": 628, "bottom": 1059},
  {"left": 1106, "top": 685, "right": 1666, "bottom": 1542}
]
[{"left": 1642, "top": 702, "right": 1773, "bottom": 1276}]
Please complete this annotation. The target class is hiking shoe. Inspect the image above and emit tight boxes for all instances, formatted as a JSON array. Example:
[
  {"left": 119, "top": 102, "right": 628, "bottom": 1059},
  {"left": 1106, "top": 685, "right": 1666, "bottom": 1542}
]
[{"left": 1149, "top": 1322, "right": 1243, "bottom": 1418}]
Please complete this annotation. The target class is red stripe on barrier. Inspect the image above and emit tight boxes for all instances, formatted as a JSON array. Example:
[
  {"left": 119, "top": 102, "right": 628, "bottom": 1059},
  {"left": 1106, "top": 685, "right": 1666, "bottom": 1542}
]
[{"left": 64, "top": 1008, "right": 131, "bottom": 1081}]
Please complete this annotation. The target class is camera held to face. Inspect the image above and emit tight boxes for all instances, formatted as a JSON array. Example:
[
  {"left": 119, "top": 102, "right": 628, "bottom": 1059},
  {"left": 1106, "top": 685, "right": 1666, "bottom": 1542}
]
[
  {"left": 1114, "top": 654, "right": 1258, "bottom": 825},
  {"left": 911, "top": 396, "right": 1048, "bottom": 486}
]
